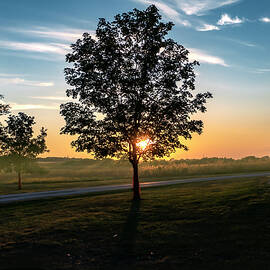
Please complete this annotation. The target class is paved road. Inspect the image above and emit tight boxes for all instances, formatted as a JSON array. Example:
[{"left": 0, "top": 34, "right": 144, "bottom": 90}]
[{"left": 1, "top": 171, "right": 270, "bottom": 204}]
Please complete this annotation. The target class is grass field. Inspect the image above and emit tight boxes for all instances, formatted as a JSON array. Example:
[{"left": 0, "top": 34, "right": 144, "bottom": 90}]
[
  {"left": 0, "top": 156, "right": 270, "bottom": 195},
  {"left": 1, "top": 176, "right": 270, "bottom": 269}
]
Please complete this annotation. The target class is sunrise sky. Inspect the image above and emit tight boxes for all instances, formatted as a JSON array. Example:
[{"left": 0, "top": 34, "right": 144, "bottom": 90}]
[{"left": 0, "top": 0, "right": 269, "bottom": 159}]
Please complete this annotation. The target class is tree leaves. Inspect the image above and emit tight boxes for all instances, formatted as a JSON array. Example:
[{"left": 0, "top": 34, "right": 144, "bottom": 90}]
[
  {"left": 0, "top": 95, "right": 10, "bottom": 116},
  {"left": 61, "top": 5, "right": 213, "bottom": 163}
]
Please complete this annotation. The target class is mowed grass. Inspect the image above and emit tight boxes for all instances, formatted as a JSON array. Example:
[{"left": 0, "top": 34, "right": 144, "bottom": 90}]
[
  {"left": 1, "top": 176, "right": 270, "bottom": 269},
  {"left": 1, "top": 156, "right": 270, "bottom": 195}
]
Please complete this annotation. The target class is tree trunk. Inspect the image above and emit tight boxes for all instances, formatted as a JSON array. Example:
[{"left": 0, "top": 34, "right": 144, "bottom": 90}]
[
  {"left": 132, "top": 161, "right": 141, "bottom": 200},
  {"left": 18, "top": 171, "right": 22, "bottom": 190}
]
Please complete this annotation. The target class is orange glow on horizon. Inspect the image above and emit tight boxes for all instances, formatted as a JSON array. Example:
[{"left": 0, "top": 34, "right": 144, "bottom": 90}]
[{"left": 32, "top": 106, "right": 270, "bottom": 160}]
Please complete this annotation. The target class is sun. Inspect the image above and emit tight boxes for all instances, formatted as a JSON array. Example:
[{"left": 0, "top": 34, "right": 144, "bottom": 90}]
[{"left": 137, "top": 139, "right": 152, "bottom": 151}]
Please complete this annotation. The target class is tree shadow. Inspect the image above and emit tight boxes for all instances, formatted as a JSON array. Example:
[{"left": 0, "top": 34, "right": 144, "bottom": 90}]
[{"left": 113, "top": 200, "right": 141, "bottom": 266}]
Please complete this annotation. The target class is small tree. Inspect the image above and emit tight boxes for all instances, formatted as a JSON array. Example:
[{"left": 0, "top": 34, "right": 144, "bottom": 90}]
[
  {"left": 60, "top": 5, "right": 212, "bottom": 200},
  {"left": 0, "top": 112, "right": 48, "bottom": 190}
]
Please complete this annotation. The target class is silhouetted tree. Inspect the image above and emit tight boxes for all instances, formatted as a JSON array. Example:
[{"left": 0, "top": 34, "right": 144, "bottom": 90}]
[
  {"left": 0, "top": 95, "right": 10, "bottom": 171},
  {"left": 0, "top": 95, "right": 10, "bottom": 116},
  {"left": 60, "top": 5, "right": 212, "bottom": 200},
  {"left": 0, "top": 112, "right": 48, "bottom": 190}
]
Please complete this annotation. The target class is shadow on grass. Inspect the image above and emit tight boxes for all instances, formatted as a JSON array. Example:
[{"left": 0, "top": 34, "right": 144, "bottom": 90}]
[{"left": 113, "top": 199, "right": 141, "bottom": 266}]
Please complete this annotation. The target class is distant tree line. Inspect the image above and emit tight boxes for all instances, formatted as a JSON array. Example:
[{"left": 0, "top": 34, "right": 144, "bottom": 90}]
[{"left": 37, "top": 156, "right": 270, "bottom": 167}]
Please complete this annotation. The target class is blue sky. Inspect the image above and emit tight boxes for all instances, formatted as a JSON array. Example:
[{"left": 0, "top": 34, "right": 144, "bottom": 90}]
[{"left": 0, "top": 0, "right": 269, "bottom": 158}]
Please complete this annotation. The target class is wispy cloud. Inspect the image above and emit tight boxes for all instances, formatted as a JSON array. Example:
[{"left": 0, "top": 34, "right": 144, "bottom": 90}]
[
  {"left": 260, "top": 17, "right": 270, "bottom": 23},
  {"left": 10, "top": 103, "right": 59, "bottom": 111},
  {"left": 196, "top": 24, "right": 220, "bottom": 31},
  {"left": 134, "top": 0, "right": 190, "bottom": 26},
  {"left": 0, "top": 27, "right": 96, "bottom": 60},
  {"left": 172, "top": 0, "right": 241, "bottom": 16},
  {"left": 227, "top": 38, "right": 257, "bottom": 47},
  {"left": 1, "top": 51, "right": 65, "bottom": 62},
  {"left": 0, "top": 73, "right": 27, "bottom": 77},
  {"left": 134, "top": 0, "right": 243, "bottom": 30},
  {"left": 0, "top": 74, "right": 54, "bottom": 87},
  {"left": 31, "top": 96, "right": 72, "bottom": 101},
  {"left": 20, "top": 27, "right": 91, "bottom": 41},
  {"left": 0, "top": 41, "right": 68, "bottom": 55},
  {"left": 217, "top": 13, "right": 244, "bottom": 25},
  {"left": 235, "top": 41, "right": 256, "bottom": 47},
  {"left": 258, "top": 68, "right": 270, "bottom": 72},
  {"left": 8, "top": 26, "right": 96, "bottom": 42},
  {"left": 252, "top": 68, "right": 270, "bottom": 74},
  {"left": 189, "top": 48, "right": 229, "bottom": 67}
]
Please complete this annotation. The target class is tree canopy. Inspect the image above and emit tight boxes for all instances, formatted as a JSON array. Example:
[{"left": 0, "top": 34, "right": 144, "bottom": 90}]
[{"left": 60, "top": 5, "right": 212, "bottom": 199}]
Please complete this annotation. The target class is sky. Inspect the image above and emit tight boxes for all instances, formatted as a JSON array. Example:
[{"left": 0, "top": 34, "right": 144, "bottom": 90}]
[{"left": 0, "top": 0, "right": 269, "bottom": 159}]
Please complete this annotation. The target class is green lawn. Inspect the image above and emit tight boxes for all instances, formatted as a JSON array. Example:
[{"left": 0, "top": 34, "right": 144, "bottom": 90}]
[{"left": 1, "top": 176, "right": 270, "bottom": 269}]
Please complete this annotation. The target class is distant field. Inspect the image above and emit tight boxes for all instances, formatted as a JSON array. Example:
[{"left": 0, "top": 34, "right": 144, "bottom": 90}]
[
  {"left": 1, "top": 176, "right": 270, "bottom": 269},
  {"left": 0, "top": 156, "right": 270, "bottom": 194}
]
